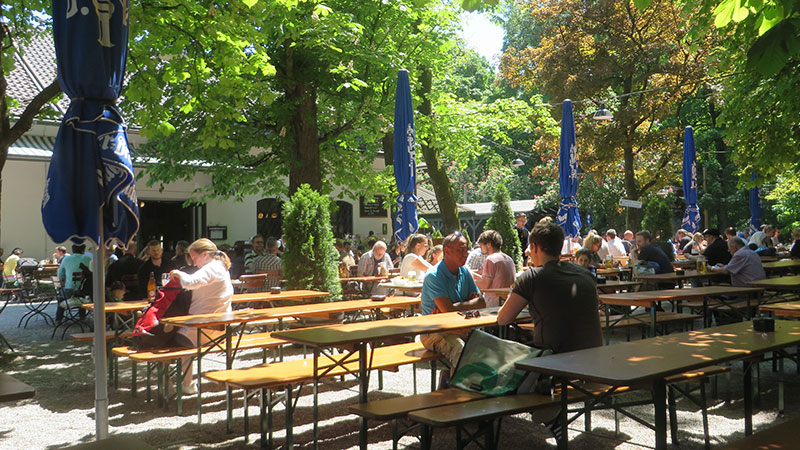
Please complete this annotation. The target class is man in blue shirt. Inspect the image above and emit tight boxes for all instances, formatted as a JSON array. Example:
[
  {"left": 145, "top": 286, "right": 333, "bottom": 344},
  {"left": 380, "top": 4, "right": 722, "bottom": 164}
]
[
  {"left": 56, "top": 243, "right": 92, "bottom": 322},
  {"left": 420, "top": 232, "right": 484, "bottom": 376}
]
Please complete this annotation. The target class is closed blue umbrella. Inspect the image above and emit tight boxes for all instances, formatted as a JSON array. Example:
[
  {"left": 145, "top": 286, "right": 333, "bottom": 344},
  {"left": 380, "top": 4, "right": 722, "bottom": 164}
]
[
  {"left": 556, "top": 100, "right": 581, "bottom": 239},
  {"left": 680, "top": 126, "right": 701, "bottom": 233},
  {"left": 42, "top": 1, "right": 139, "bottom": 439},
  {"left": 393, "top": 70, "right": 418, "bottom": 243},
  {"left": 749, "top": 173, "right": 762, "bottom": 235}
]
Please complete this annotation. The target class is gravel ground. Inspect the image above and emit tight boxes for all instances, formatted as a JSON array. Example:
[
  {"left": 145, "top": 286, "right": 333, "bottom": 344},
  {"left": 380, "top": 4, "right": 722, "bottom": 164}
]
[{"left": 0, "top": 300, "right": 798, "bottom": 449}]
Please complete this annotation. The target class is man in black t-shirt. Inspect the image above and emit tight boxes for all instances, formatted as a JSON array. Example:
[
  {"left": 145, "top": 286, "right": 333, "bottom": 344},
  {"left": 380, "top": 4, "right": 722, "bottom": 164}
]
[
  {"left": 515, "top": 213, "right": 530, "bottom": 255},
  {"left": 498, "top": 221, "right": 602, "bottom": 354},
  {"left": 635, "top": 231, "right": 674, "bottom": 274},
  {"left": 700, "top": 228, "right": 731, "bottom": 266}
]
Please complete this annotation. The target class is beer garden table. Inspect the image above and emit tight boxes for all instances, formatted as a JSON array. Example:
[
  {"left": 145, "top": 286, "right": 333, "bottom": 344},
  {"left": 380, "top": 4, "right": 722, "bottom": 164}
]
[
  {"left": 515, "top": 320, "right": 800, "bottom": 450},
  {"left": 597, "top": 286, "right": 764, "bottom": 334},
  {"left": 271, "top": 307, "right": 530, "bottom": 450},
  {"left": 762, "top": 259, "right": 800, "bottom": 274}
]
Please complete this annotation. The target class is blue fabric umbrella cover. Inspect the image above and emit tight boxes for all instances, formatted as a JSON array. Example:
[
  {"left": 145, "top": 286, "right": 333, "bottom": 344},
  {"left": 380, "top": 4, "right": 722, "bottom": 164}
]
[
  {"left": 393, "top": 69, "right": 418, "bottom": 243},
  {"left": 42, "top": 0, "right": 139, "bottom": 248},
  {"left": 681, "top": 126, "right": 701, "bottom": 233},
  {"left": 556, "top": 99, "right": 581, "bottom": 238}
]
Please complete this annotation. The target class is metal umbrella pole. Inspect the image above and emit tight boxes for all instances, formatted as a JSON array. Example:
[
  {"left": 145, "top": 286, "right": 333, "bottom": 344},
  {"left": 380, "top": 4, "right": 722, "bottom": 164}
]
[{"left": 92, "top": 212, "right": 108, "bottom": 439}]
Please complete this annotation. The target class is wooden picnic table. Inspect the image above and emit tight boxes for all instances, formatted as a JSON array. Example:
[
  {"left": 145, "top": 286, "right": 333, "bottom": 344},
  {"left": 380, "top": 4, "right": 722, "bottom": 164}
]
[
  {"left": 340, "top": 275, "right": 394, "bottom": 283},
  {"left": 595, "top": 266, "right": 632, "bottom": 278},
  {"left": 231, "top": 289, "right": 329, "bottom": 304},
  {"left": 271, "top": 307, "right": 530, "bottom": 450},
  {"left": 635, "top": 269, "right": 728, "bottom": 286},
  {"left": 598, "top": 285, "right": 764, "bottom": 333},
  {"left": 596, "top": 280, "right": 642, "bottom": 293},
  {"left": 748, "top": 274, "right": 800, "bottom": 290},
  {"left": 82, "top": 300, "right": 149, "bottom": 314},
  {"left": 516, "top": 320, "right": 800, "bottom": 450},
  {"left": 762, "top": 259, "right": 800, "bottom": 273},
  {"left": 759, "top": 300, "right": 800, "bottom": 317},
  {"left": 378, "top": 280, "right": 423, "bottom": 292},
  {"left": 0, "top": 373, "right": 35, "bottom": 402}
]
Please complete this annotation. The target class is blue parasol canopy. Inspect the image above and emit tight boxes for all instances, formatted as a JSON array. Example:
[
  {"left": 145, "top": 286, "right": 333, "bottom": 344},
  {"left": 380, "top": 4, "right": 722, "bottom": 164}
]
[
  {"left": 393, "top": 70, "right": 418, "bottom": 243},
  {"left": 556, "top": 100, "right": 581, "bottom": 238},
  {"left": 680, "top": 126, "right": 701, "bottom": 233},
  {"left": 749, "top": 173, "right": 762, "bottom": 235},
  {"left": 42, "top": 0, "right": 139, "bottom": 248}
]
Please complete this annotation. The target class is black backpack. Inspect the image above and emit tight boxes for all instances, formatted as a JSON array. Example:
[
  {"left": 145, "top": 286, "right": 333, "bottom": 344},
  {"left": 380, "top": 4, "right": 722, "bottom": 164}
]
[{"left": 17, "top": 257, "right": 39, "bottom": 276}]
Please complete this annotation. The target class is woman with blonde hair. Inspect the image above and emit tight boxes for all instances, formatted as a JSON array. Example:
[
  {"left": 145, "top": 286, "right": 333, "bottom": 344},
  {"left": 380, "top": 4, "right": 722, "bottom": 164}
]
[
  {"left": 168, "top": 238, "right": 233, "bottom": 393},
  {"left": 399, "top": 233, "right": 432, "bottom": 277}
]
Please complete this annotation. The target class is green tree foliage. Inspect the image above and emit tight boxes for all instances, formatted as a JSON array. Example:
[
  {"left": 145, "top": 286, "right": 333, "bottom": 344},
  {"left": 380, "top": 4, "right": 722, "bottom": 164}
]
[
  {"left": 641, "top": 196, "right": 675, "bottom": 242},
  {"left": 126, "top": 0, "right": 462, "bottom": 202},
  {"left": 499, "top": 0, "right": 712, "bottom": 228},
  {"left": 484, "top": 184, "right": 522, "bottom": 267},
  {"left": 0, "top": 1, "right": 63, "bottom": 241},
  {"left": 281, "top": 185, "right": 342, "bottom": 301}
]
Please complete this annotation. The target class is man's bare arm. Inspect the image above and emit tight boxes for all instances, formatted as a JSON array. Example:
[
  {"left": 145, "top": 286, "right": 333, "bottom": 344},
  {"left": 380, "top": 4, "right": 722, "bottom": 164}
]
[
  {"left": 497, "top": 293, "right": 527, "bottom": 325},
  {"left": 432, "top": 295, "right": 485, "bottom": 314}
]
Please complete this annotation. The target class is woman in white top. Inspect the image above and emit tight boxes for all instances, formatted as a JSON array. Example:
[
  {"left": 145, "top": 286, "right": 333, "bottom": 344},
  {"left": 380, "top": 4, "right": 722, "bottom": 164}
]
[
  {"left": 169, "top": 238, "right": 233, "bottom": 392},
  {"left": 399, "top": 234, "right": 432, "bottom": 277}
]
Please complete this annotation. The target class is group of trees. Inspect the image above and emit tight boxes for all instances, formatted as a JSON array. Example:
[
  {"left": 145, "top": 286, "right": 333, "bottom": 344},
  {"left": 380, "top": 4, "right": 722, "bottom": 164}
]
[{"left": 3, "top": 0, "right": 800, "bottom": 247}]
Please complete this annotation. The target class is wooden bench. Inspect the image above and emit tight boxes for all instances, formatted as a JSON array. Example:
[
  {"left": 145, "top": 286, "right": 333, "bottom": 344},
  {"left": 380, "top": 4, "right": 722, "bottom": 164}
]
[
  {"left": 204, "top": 341, "right": 442, "bottom": 448},
  {"left": 353, "top": 364, "right": 728, "bottom": 450},
  {"left": 717, "top": 415, "right": 800, "bottom": 449},
  {"left": 69, "top": 330, "right": 133, "bottom": 341},
  {"left": 111, "top": 331, "right": 287, "bottom": 414}
]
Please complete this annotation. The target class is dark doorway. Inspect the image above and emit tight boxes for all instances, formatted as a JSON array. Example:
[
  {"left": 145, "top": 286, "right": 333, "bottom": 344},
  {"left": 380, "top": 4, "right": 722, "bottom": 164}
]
[
  {"left": 257, "top": 198, "right": 284, "bottom": 239},
  {"left": 137, "top": 200, "right": 204, "bottom": 254},
  {"left": 331, "top": 201, "right": 353, "bottom": 238}
]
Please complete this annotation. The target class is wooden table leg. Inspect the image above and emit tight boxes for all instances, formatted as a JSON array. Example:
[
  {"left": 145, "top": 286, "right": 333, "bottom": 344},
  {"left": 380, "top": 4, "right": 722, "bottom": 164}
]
[{"left": 652, "top": 378, "right": 667, "bottom": 450}]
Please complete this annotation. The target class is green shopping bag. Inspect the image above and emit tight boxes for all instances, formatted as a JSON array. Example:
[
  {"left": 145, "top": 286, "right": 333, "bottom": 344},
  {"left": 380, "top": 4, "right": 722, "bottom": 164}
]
[{"left": 450, "top": 329, "right": 551, "bottom": 397}]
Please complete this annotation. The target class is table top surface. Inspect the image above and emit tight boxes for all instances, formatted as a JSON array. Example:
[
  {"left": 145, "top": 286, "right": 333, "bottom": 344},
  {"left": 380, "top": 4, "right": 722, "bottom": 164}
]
[
  {"left": 340, "top": 275, "right": 393, "bottom": 283},
  {"left": 759, "top": 301, "right": 800, "bottom": 317},
  {"left": 598, "top": 285, "right": 764, "bottom": 306},
  {"left": 596, "top": 266, "right": 632, "bottom": 275},
  {"left": 379, "top": 280, "right": 424, "bottom": 291},
  {"left": 231, "top": 289, "right": 329, "bottom": 303},
  {"left": 635, "top": 269, "right": 727, "bottom": 281},
  {"left": 235, "top": 296, "right": 420, "bottom": 319},
  {"left": 0, "top": 373, "right": 36, "bottom": 402},
  {"left": 82, "top": 300, "right": 150, "bottom": 313},
  {"left": 762, "top": 259, "right": 800, "bottom": 270},
  {"left": 272, "top": 307, "right": 527, "bottom": 347},
  {"left": 748, "top": 274, "right": 800, "bottom": 290},
  {"left": 516, "top": 320, "right": 800, "bottom": 385},
  {"left": 596, "top": 280, "right": 643, "bottom": 290},
  {"left": 161, "top": 296, "right": 420, "bottom": 327}
]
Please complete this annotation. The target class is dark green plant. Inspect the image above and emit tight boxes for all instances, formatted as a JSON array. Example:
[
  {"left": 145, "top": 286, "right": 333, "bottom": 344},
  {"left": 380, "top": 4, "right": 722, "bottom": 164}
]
[
  {"left": 484, "top": 184, "right": 523, "bottom": 267},
  {"left": 642, "top": 196, "right": 675, "bottom": 243},
  {"left": 281, "top": 185, "right": 342, "bottom": 301}
]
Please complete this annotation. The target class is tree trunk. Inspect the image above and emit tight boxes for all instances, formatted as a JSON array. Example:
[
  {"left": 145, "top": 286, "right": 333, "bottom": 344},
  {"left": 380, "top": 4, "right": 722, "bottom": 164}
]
[
  {"left": 623, "top": 142, "right": 640, "bottom": 229},
  {"left": 287, "top": 82, "right": 322, "bottom": 194},
  {"left": 417, "top": 67, "right": 460, "bottom": 234},
  {"left": 382, "top": 131, "right": 393, "bottom": 167}
]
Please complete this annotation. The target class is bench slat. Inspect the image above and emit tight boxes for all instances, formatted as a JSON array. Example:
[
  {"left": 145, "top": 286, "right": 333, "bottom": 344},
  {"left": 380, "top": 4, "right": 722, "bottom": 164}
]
[
  {"left": 70, "top": 331, "right": 133, "bottom": 341},
  {"left": 349, "top": 388, "right": 485, "bottom": 420},
  {"left": 111, "top": 332, "right": 286, "bottom": 362}
]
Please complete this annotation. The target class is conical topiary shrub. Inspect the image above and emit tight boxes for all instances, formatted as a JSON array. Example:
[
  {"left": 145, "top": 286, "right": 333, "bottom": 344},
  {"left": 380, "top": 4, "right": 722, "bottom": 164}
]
[
  {"left": 485, "top": 184, "right": 523, "bottom": 268},
  {"left": 281, "top": 184, "right": 342, "bottom": 301}
]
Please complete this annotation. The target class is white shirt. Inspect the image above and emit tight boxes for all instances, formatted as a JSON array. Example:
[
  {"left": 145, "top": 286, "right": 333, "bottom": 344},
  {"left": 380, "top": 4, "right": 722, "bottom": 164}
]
[
  {"left": 399, "top": 253, "right": 431, "bottom": 277},
  {"left": 561, "top": 239, "right": 582, "bottom": 254},
  {"left": 596, "top": 241, "right": 610, "bottom": 260},
  {"left": 177, "top": 259, "right": 233, "bottom": 345},
  {"left": 607, "top": 237, "right": 627, "bottom": 257}
]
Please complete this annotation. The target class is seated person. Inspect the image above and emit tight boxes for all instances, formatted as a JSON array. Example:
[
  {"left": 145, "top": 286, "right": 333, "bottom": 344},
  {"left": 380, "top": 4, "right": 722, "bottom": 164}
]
[
  {"left": 106, "top": 242, "right": 144, "bottom": 300},
  {"left": 137, "top": 240, "right": 172, "bottom": 298},
  {"left": 356, "top": 240, "right": 393, "bottom": 296},
  {"left": 573, "top": 247, "right": 594, "bottom": 269},
  {"left": 428, "top": 245, "right": 443, "bottom": 265},
  {"left": 253, "top": 237, "right": 283, "bottom": 288},
  {"left": 499, "top": 221, "right": 602, "bottom": 354},
  {"left": 581, "top": 234, "right": 604, "bottom": 266},
  {"left": 699, "top": 228, "right": 731, "bottom": 266},
  {"left": 420, "top": 232, "right": 485, "bottom": 376},
  {"left": 791, "top": 228, "right": 800, "bottom": 259},
  {"left": 2, "top": 248, "right": 22, "bottom": 286},
  {"left": 400, "top": 234, "right": 432, "bottom": 278},
  {"left": 52, "top": 246, "right": 68, "bottom": 264},
  {"left": 634, "top": 231, "right": 674, "bottom": 274},
  {"left": 682, "top": 232, "right": 704, "bottom": 256},
  {"left": 56, "top": 244, "right": 93, "bottom": 322},
  {"left": 471, "top": 230, "right": 516, "bottom": 308},
  {"left": 168, "top": 238, "right": 234, "bottom": 394},
  {"left": 710, "top": 237, "right": 766, "bottom": 286}
]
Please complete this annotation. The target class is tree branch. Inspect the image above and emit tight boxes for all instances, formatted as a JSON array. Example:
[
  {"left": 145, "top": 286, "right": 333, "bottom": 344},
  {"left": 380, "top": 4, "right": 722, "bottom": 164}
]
[{"left": 4, "top": 78, "right": 62, "bottom": 147}]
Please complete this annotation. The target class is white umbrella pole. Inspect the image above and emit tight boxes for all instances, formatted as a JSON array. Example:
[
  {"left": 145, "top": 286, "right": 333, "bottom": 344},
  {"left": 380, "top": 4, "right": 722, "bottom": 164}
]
[{"left": 92, "top": 210, "right": 109, "bottom": 440}]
